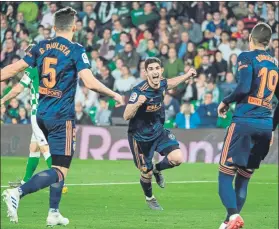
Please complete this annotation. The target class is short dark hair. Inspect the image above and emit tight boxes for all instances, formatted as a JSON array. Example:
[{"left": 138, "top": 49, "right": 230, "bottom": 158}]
[
  {"left": 54, "top": 7, "right": 77, "bottom": 31},
  {"left": 21, "top": 28, "right": 29, "bottom": 36},
  {"left": 144, "top": 57, "right": 162, "bottom": 70},
  {"left": 251, "top": 22, "right": 272, "bottom": 46}
]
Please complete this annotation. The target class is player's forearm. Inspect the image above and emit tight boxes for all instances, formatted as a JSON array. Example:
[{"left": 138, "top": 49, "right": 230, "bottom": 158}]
[
  {"left": 0, "top": 60, "right": 28, "bottom": 81},
  {"left": 1, "top": 85, "right": 24, "bottom": 104},
  {"left": 123, "top": 103, "right": 141, "bottom": 120},
  {"left": 273, "top": 104, "right": 279, "bottom": 131},
  {"left": 167, "top": 74, "right": 189, "bottom": 90}
]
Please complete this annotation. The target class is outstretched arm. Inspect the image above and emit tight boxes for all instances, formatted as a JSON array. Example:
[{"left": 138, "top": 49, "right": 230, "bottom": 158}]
[
  {"left": 167, "top": 68, "right": 197, "bottom": 90},
  {"left": 0, "top": 83, "right": 25, "bottom": 105},
  {"left": 0, "top": 60, "right": 29, "bottom": 81},
  {"left": 78, "top": 69, "right": 124, "bottom": 106}
]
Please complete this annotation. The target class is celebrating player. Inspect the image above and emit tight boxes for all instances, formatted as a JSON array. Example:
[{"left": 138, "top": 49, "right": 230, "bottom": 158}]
[
  {"left": 217, "top": 23, "right": 278, "bottom": 229},
  {"left": 1, "top": 7, "right": 124, "bottom": 226},
  {"left": 123, "top": 57, "right": 196, "bottom": 210}
]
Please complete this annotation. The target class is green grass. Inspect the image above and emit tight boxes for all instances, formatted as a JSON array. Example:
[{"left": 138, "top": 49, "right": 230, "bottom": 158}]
[{"left": 1, "top": 157, "right": 278, "bottom": 229}]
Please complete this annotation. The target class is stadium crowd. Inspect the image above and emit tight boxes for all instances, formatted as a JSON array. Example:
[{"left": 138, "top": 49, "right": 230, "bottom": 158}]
[{"left": 1, "top": 1, "right": 278, "bottom": 129}]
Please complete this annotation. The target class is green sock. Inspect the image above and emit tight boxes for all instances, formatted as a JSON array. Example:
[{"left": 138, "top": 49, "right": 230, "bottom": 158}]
[
  {"left": 43, "top": 152, "right": 52, "bottom": 168},
  {"left": 23, "top": 152, "right": 40, "bottom": 182}
]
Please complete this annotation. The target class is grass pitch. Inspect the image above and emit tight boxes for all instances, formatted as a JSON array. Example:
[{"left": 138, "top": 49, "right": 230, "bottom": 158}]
[{"left": 1, "top": 157, "right": 278, "bottom": 229}]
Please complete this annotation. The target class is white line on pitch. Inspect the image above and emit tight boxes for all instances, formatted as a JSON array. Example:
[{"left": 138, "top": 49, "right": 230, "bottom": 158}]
[{"left": 1, "top": 180, "right": 277, "bottom": 188}]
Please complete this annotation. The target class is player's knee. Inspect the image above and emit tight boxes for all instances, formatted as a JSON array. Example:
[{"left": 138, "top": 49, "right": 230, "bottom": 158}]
[
  {"left": 29, "top": 142, "right": 39, "bottom": 153},
  {"left": 52, "top": 165, "right": 68, "bottom": 180},
  {"left": 141, "top": 170, "right": 153, "bottom": 179},
  {"left": 168, "top": 149, "right": 183, "bottom": 166},
  {"left": 39, "top": 144, "right": 50, "bottom": 154}
]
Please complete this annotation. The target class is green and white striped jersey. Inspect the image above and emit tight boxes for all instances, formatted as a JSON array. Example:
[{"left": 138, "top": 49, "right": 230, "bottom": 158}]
[{"left": 19, "top": 67, "right": 39, "bottom": 116}]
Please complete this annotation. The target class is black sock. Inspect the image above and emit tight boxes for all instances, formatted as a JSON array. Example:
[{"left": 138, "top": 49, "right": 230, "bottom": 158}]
[
  {"left": 140, "top": 175, "right": 152, "bottom": 198},
  {"left": 155, "top": 157, "right": 174, "bottom": 171}
]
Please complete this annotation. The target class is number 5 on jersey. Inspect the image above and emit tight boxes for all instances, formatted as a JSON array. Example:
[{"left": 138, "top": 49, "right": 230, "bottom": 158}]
[{"left": 42, "top": 57, "right": 58, "bottom": 88}]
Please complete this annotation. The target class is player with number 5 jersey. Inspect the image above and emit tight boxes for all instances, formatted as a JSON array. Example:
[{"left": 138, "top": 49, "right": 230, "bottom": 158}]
[
  {"left": 217, "top": 22, "right": 279, "bottom": 229},
  {"left": 1, "top": 7, "right": 124, "bottom": 226}
]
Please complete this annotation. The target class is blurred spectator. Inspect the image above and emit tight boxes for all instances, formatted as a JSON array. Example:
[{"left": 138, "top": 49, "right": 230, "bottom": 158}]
[
  {"left": 1, "top": 38, "right": 16, "bottom": 67},
  {"left": 232, "top": 2, "right": 249, "bottom": 20},
  {"left": 82, "top": 3, "right": 97, "bottom": 26},
  {"left": 228, "top": 54, "right": 238, "bottom": 77},
  {"left": 213, "top": 50, "right": 228, "bottom": 82},
  {"left": 197, "top": 55, "right": 217, "bottom": 81},
  {"left": 169, "top": 16, "right": 181, "bottom": 44},
  {"left": 41, "top": 2, "right": 57, "bottom": 28},
  {"left": 158, "top": 44, "right": 169, "bottom": 66},
  {"left": 203, "top": 79, "right": 220, "bottom": 104},
  {"left": 112, "top": 58, "right": 124, "bottom": 80},
  {"left": 255, "top": 2, "right": 268, "bottom": 19},
  {"left": 205, "top": 11, "right": 226, "bottom": 39},
  {"left": 115, "top": 32, "right": 129, "bottom": 54},
  {"left": 75, "top": 83, "right": 100, "bottom": 111},
  {"left": 195, "top": 73, "right": 207, "bottom": 101},
  {"left": 7, "top": 98, "right": 20, "bottom": 119},
  {"left": 163, "top": 48, "right": 184, "bottom": 78},
  {"left": 97, "top": 28, "right": 116, "bottom": 61},
  {"left": 96, "top": 66, "right": 115, "bottom": 90},
  {"left": 118, "top": 42, "right": 140, "bottom": 75},
  {"left": 159, "top": 7, "right": 167, "bottom": 20},
  {"left": 154, "top": 19, "right": 170, "bottom": 45},
  {"left": 231, "top": 20, "right": 245, "bottom": 39},
  {"left": 182, "top": 78, "right": 198, "bottom": 102},
  {"left": 227, "top": 38, "right": 242, "bottom": 60},
  {"left": 74, "top": 20, "right": 87, "bottom": 44},
  {"left": 218, "top": 31, "right": 230, "bottom": 62},
  {"left": 194, "top": 92, "right": 218, "bottom": 128},
  {"left": 201, "top": 12, "right": 213, "bottom": 32},
  {"left": 180, "top": 19, "right": 203, "bottom": 45},
  {"left": 84, "top": 28, "right": 99, "bottom": 52},
  {"left": 113, "top": 66, "right": 136, "bottom": 93},
  {"left": 95, "top": 2, "right": 117, "bottom": 26},
  {"left": 137, "top": 29, "right": 153, "bottom": 55},
  {"left": 190, "top": 2, "right": 210, "bottom": 25},
  {"left": 236, "top": 28, "right": 249, "bottom": 51},
  {"left": 34, "top": 25, "right": 45, "bottom": 43},
  {"left": 112, "top": 20, "right": 128, "bottom": 43},
  {"left": 95, "top": 99, "right": 112, "bottom": 126},
  {"left": 135, "top": 61, "right": 147, "bottom": 84},
  {"left": 16, "top": 40, "right": 29, "bottom": 58},
  {"left": 143, "top": 39, "right": 159, "bottom": 58},
  {"left": 90, "top": 49, "right": 99, "bottom": 74},
  {"left": 43, "top": 28, "right": 51, "bottom": 40},
  {"left": 175, "top": 102, "right": 197, "bottom": 129},
  {"left": 1, "top": 105, "right": 12, "bottom": 124},
  {"left": 164, "top": 93, "right": 180, "bottom": 121},
  {"left": 131, "top": 2, "right": 144, "bottom": 27},
  {"left": 219, "top": 72, "right": 237, "bottom": 98},
  {"left": 267, "top": 9, "right": 278, "bottom": 33},
  {"left": 208, "top": 27, "right": 222, "bottom": 51},
  {"left": 194, "top": 46, "right": 205, "bottom": 69},
  {"left": 176, "top": 32, "right": 189, "bottom": 59},
  {"left": 184, "top": 42, "right": 197, "bottom": 65},
  {"left": 137, "top": 2, "right": 159, "bottom": 30},
  {"left": 75, "top": 101, "right": 92, "bottom": 125},
  {"left": 243, "top": 3, "right": 259, "bottom": 30},
  {"left": 18, "top": 107, "right": 30, "bottom": 124}
]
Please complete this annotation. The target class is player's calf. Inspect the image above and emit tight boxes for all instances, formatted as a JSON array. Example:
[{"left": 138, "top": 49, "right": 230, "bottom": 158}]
[{"left": 155, "top": 149, "right": 183, "bottom": 172}]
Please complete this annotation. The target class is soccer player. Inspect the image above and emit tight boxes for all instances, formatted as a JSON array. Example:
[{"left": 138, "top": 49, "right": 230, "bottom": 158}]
[
  {"left": 123, "top": 57, "right": 196, "bottom": 210},
  {"left": 1, "top": 67, "right": 68, "bottom": 193},
  {"left": 1, "top": 7, "right": 124, "bottom": 226},
  {"left": 217, "top": 22, "right": 278, "bottom": 229},
  {"left": 1, "top": 67, "right": 53, "bottom": 186}
]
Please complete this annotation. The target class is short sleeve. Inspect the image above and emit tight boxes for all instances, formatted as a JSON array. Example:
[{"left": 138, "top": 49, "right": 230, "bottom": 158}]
[
  {"left": 19, "top": 68, "right": 33, "bottom": 88},
  {"left": 74, "top": 45, "right": 91, "bottom": 73},
  {"left": 160, "top": 78, "right": 168, "bottom": 90},
  {"left": 22, "top": 44, "right": 38, "bottom": 67},
  {"left": 128, "top": 87, "right": 142, "bottom": 104}
]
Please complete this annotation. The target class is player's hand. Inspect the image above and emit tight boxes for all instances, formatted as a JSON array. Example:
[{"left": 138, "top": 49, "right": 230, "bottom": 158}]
[
  {"left": 270, "top": 131, "right": 274, "bottom": 146},
  {"left": 136, "top": 95, "right": 147, "bottom": 106},
  {"left": 113, "top": 93, "right": 125, "bottom": 107},
  {"left": 185, "top": 68, "right": 197, "bottom": 79},
  {"left": 218, "top": 101, "right": 229, "bottom": 118}
]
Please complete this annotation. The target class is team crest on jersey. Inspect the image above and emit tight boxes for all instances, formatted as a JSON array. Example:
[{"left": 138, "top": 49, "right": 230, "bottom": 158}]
[
  {"left": 168, "top": 133, "right": 175, "bottom": 140},
  {"left": 129, "top": 92, "right": 138, "bottom": 102},
  {"left": 82, "top": 53, "right": 89, "bottom": 64}
]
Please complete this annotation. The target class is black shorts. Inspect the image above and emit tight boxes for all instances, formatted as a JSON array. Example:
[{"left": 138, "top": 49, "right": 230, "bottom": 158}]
[{"left": 52, "top": 155, "right": 73, "bottom": 169}]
